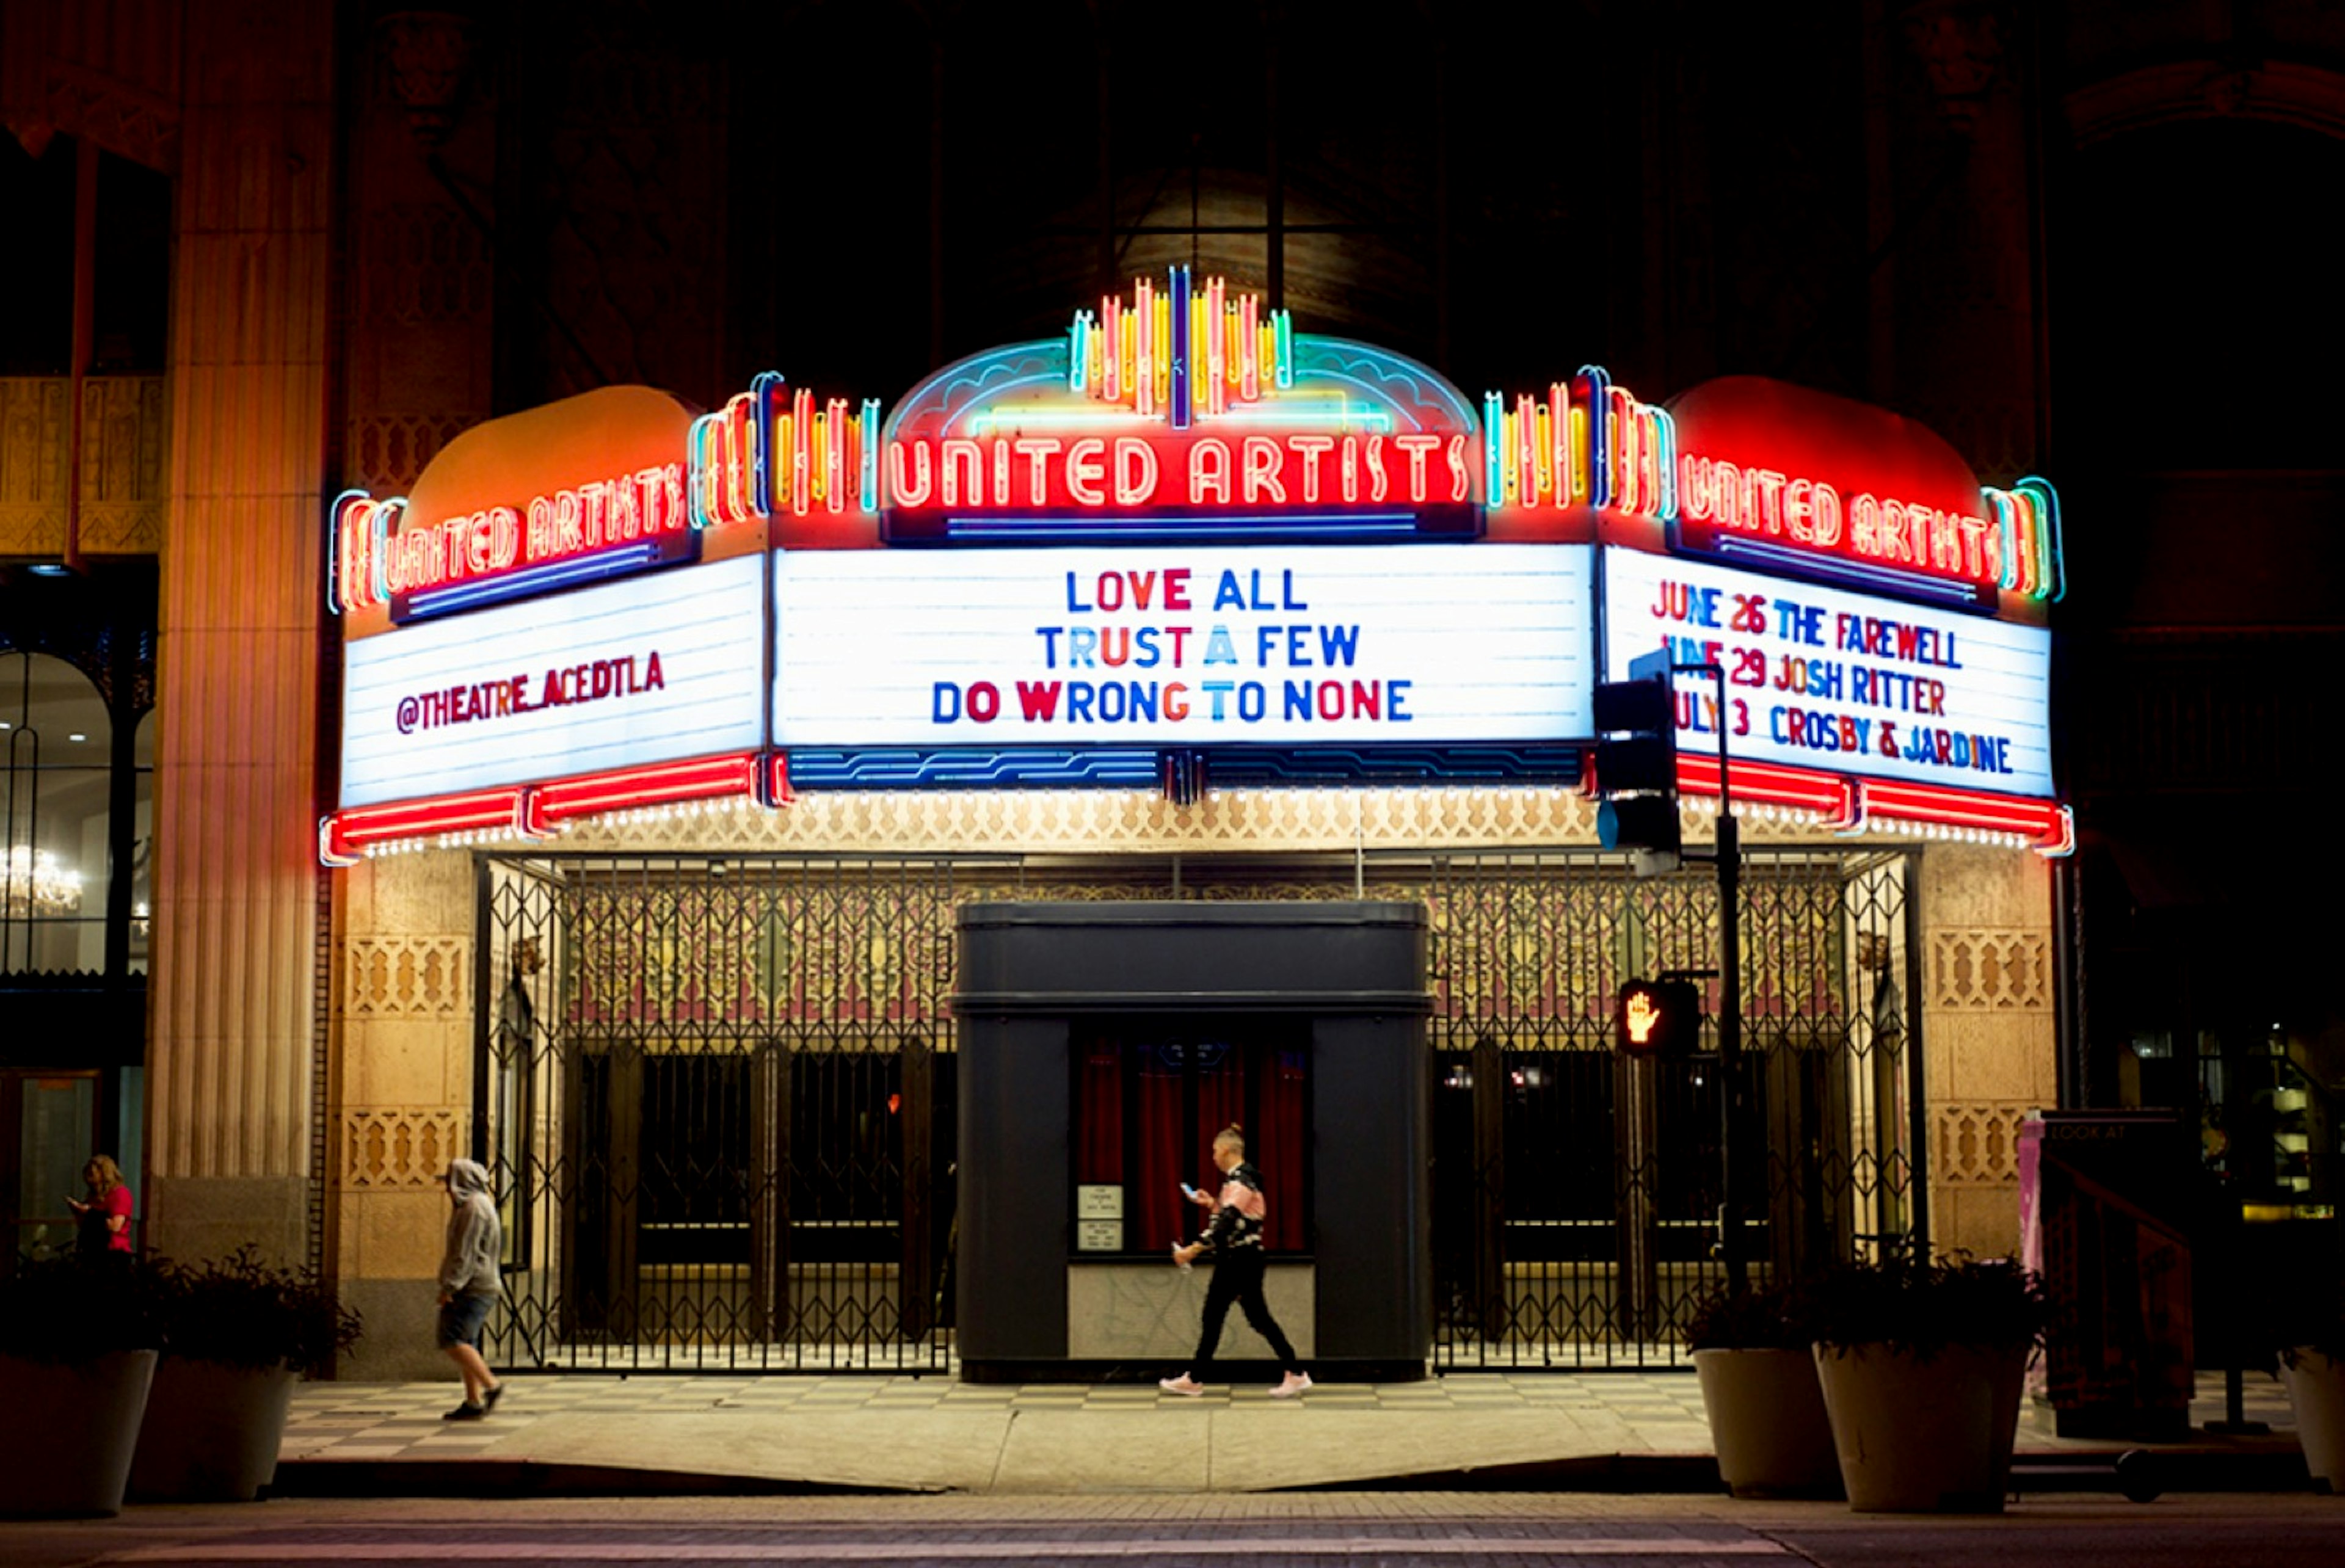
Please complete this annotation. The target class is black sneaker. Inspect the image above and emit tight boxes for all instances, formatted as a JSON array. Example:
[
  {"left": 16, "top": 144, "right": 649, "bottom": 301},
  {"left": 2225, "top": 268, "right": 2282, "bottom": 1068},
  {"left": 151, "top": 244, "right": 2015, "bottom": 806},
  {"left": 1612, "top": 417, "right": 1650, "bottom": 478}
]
[
  {"left": 482, "top": 1384, "right": 504, "bottom": 1412},
  {"left": 443, "top": 1402, "right": 485, "bottom": 1421}
]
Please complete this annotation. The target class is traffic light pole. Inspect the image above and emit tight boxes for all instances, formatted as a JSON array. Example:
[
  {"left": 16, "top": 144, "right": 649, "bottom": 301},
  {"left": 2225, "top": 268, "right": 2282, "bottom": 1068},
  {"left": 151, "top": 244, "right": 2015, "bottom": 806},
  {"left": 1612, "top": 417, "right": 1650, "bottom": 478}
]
[{"left": 1679, "top": 659, "right": 1747, "bottom": 1296}]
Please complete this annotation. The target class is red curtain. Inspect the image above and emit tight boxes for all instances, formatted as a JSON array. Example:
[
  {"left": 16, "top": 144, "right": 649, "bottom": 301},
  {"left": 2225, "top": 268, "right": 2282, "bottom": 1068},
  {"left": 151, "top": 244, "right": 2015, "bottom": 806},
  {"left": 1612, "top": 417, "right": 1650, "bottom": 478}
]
[
  {"left": 1260, "top": 1049, "right": 1307, "bottom": 1250},
  {"left": 1075, "top": 1038, "right": 1124, "bottom": 1185},
  {"left": 1136, "top": 1051, "right": 1187, "bottom": 1250},
  {"left": 1196, "top": 1053, "right": 1248, "bottom": 1179},
  {"left": 1103, "top": 1039, "right": 1311, "bottom": 1253}
]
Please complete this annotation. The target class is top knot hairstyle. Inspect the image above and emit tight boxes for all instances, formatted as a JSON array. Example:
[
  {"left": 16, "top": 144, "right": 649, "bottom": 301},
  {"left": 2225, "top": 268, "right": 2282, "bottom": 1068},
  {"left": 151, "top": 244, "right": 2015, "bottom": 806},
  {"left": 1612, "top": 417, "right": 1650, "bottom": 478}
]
[{"left": 1212, "top": 1123, "right": 1246, "bottom": 1155}]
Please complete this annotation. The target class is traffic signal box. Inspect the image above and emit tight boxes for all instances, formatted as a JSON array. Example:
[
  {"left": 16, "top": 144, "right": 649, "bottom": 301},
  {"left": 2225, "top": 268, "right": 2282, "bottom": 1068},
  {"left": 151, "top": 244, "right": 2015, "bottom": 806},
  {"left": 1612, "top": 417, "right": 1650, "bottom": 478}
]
[
  {"left": 1615, "top": 977, "right": 1703, "bottom": 1057},
  {"left": 1592, "top": 654, "right": 1681, "bottom": 872}
]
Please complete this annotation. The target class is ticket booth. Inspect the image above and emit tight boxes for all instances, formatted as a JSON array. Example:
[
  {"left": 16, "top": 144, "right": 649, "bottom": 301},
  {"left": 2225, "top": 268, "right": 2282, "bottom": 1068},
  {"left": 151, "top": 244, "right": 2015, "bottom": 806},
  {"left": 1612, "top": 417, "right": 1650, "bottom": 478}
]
[{"left": 953, "top": 901, "right": 1432, "bottom": 1382}]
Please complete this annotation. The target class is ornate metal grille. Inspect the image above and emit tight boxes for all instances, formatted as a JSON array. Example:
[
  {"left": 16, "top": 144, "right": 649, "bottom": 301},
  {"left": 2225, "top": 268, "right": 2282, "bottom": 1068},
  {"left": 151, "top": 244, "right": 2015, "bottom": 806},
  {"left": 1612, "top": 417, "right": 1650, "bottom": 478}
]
[
  {"left": 475, "top": 843, "right": 1920, "bottom": 1374},
  {"left": 478, "top": 852, "right": 1003, "bottom": 1373},
  {"left": 1424, "top": 847, "right": 1922, "bottom": 1370}
]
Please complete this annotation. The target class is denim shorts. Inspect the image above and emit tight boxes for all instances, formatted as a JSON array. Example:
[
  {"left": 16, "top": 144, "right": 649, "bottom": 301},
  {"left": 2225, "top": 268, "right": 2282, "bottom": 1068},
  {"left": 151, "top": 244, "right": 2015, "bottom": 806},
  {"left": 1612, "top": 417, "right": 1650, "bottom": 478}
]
[{"left": 435, "top": 1290, "right": 495, "bottom": 1350}]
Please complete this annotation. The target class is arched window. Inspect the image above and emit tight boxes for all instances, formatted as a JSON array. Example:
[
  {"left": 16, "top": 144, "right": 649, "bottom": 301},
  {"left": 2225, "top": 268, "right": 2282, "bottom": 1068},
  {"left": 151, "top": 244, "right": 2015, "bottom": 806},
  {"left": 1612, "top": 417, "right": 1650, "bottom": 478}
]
[{"left": 0, "top": 652, "right": 111, "bottom": 974}]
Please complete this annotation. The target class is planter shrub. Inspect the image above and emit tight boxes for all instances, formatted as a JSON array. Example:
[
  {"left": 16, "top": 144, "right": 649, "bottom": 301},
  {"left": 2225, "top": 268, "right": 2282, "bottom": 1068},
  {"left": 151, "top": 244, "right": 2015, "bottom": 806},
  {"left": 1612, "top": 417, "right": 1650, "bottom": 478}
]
[
  {"left": 129, "top": 1247, "right": 363, "bottom": 1503},
  {"left": 1685, "top": 1277, "right": 1841, "bottom": 1500},
  {"left": 1808, "top": 1252, "right": 2048, "bottom": 1514},
  {"left": 2276, "top": 1288, "right": 2345, "bottom": 1494},
  {"left": 0, "top": 1260, "right": 164, "bottom": 1517}
]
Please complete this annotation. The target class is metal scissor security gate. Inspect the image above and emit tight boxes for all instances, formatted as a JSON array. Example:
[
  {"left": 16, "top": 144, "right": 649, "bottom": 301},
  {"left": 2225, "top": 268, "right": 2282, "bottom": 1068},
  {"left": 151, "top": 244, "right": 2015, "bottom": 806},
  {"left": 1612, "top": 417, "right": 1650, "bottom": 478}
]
[
  {"left": 477, "top": 854, "right": 1002, "bottom": 1373},
  {"left": 474, "top": 846, "right": 1919, "bottom": 1374},
  {"left": 1424, "top": 848, "right": 1922, "bottom": 1371}
]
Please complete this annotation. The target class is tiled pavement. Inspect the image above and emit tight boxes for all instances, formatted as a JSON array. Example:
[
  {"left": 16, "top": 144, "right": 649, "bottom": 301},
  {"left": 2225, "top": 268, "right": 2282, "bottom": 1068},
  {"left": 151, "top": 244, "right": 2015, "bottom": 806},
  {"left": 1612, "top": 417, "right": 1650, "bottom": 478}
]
[
  {"left": 279, "top": 1367, "right": 2296, "bottom": 1478},
  {"left": 281, "top": 1370, "right": 1720, "bottom": 1462}
]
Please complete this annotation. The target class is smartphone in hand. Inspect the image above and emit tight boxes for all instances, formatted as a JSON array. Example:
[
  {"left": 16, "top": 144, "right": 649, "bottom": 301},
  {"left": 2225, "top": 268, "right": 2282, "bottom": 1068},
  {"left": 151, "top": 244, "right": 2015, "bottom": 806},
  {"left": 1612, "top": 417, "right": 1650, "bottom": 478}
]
[{"left": 1180, "top": 1182, "right": 1199, "bottom": 1199}]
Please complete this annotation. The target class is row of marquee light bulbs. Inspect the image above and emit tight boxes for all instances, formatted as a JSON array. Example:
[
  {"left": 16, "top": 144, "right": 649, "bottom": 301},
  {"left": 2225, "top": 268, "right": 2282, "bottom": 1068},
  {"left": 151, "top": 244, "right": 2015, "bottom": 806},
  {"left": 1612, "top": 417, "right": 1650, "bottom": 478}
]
[{"left": 349, "top": 786, "right": 2049, "bottom": 858}]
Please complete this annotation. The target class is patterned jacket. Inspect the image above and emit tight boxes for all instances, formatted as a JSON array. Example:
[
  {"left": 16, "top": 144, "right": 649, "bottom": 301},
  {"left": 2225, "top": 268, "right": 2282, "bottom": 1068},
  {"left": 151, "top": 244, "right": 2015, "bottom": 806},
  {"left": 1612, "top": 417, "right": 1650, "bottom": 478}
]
[{"left": 1196, "top": 1161, "right": 1270, "bottom": 1255}]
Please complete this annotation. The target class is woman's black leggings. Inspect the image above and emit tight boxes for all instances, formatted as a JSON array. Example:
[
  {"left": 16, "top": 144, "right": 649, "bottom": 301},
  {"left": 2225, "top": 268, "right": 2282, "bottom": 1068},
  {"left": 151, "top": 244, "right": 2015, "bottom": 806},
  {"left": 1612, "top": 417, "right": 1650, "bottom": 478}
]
[{"left": 1191, "top": 1247, "right": 1301, "bottom": 1380}]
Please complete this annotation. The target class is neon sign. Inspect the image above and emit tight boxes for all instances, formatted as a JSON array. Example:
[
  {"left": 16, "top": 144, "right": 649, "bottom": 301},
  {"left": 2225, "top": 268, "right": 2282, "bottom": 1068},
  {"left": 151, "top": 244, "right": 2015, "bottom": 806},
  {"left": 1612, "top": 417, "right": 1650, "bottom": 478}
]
[
  {"left": 331, "top": 387, "right": 711, "bottom": 629},
  {"left": 1067, "top": 269, "right": 1293, "bottom": 424},
  {"left": 318, "top": 281, "right": 2072, "bottom": 854},
  {"left": 1666, "top": 376, "right": 2062, "bottom": 612},
  {"left": 1480, "top": 367, "right": 1674, "bottom": 519},
  {"left": 332, "top": 467, "right": 690, "bottom": 621},
  {"left": 875, "top": 270, "right": 1481, "bottom": 543},
  {"left": 689, "top": 374, "right": 883, "bottom": 529}
]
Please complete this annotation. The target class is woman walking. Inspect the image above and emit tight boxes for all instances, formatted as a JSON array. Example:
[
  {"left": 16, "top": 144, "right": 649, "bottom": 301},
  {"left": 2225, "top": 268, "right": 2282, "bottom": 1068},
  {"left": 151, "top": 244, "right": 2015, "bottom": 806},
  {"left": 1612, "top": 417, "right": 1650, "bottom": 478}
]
[{"left": 1159, "top": 1124, "right": 1311, "bottom": 1399}]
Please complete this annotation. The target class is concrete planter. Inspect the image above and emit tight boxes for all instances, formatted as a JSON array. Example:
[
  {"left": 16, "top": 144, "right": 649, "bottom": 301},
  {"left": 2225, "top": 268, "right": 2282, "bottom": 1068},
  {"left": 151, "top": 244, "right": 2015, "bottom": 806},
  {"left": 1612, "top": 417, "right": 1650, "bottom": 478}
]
[
  {"left": 129, "top": 1359, "right": 299, "bottom": 1502},
  {"left": 1694, "top": 1346, "right": 1842, "bottom": 1498},
  {"left": 2282, "top": 1349, "right": 2345, "bottom": 1494},
  {"left": 0, "top": 1350, "right": 159, "bottom": 1518},
  {"left": 1813, "top": 1342, "right": 2027, "bottom": 1512}
]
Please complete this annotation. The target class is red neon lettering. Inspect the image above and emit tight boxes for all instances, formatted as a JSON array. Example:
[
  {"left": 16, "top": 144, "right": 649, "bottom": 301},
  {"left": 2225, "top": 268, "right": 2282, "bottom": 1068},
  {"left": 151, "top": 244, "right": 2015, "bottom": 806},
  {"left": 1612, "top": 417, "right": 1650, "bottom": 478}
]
[
  {"left": 941, "top": 439, "right": 982, "bottom": 506},
  {"left": 889, "top": 441, "right": 933, "bottom": 507},
  {"left": 553, "top": 490, "right": 584, "bottom": 555},
  {"left": 583, "top": 481, "right": 611, "bottom": 548},
  {"left": 1394, "top": 435, "right": 1439, "bottom": 503},
  {"left": 1114, "top": 437, "right": 1157, "bottom": 505},
  {"left": 1066, "top": 438, "right": 1106, "bottom": 504},
  {"left": 1189, "top": 439, "right": 1231, "bottom": 505},
  {"left": 607, "top": 476, "right": 640, "bottom": 542},
  {"left": 1289, "top": 434, "right": 1332, "bottom": 503},
  {"left": 1241, "top": 437, "right": 1285, "bottom": 504},
  {"left": 1015, "top": 438, "right": 1063, "bottom": 506}
]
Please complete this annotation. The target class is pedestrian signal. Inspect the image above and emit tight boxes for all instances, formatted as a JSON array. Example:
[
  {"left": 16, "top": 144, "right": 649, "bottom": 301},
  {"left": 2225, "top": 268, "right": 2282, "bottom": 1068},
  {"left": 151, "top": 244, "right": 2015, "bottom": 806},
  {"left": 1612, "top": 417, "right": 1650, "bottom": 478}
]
[{"left": 1616, "top": 977, "right": 1703, "bottom": 1057}]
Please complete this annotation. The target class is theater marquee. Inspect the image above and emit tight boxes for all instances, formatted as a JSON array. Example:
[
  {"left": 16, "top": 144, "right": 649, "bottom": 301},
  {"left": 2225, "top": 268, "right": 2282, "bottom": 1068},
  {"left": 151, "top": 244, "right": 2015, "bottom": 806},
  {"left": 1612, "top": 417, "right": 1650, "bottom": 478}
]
[{"left": 319, "top": 269, "right": 2071, "bottom": 860}]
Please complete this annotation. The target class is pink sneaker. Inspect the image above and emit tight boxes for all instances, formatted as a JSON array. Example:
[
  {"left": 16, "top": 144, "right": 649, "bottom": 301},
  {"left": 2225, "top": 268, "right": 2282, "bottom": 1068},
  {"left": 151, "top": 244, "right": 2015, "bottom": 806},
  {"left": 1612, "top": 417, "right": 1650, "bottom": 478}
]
[
  {"left": 1158, "top": 1374, "right": 1205, "bottom": 1397},
  {"left": 1270, "top": 1371, "right": 1312, "bottom": 1398}
]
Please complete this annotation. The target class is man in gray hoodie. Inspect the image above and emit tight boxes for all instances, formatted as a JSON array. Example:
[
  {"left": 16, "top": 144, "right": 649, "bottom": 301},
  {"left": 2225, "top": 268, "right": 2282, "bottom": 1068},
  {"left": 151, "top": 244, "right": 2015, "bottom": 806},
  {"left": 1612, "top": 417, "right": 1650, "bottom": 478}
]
[{"left": 437, "top": 1158, "right": 506, "bottom": 1420}]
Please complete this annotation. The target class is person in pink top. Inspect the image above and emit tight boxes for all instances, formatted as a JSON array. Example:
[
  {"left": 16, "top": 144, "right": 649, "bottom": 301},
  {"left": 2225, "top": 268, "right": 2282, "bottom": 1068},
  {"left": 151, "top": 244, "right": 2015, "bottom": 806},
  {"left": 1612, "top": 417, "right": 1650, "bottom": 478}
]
[
  {"left": 66, "top": 1155, "right": 134, "bottom": 1266},
  {"left": 1158, "top": 1124, "right": 1311, "bottom": 1399}
]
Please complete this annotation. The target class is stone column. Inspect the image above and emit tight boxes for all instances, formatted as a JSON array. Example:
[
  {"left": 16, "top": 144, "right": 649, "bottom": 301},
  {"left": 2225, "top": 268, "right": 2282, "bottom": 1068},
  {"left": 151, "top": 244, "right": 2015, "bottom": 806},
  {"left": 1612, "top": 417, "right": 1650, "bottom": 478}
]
[
  {"left": 1888, "top": 0, "right": 2046, "bottom": 476},
  {"left": 145, "top": 1, "right": 335, "bottom": 1268},
  {"left": 1921, "top": 845, "right": 2059, "bottom": 1258}
]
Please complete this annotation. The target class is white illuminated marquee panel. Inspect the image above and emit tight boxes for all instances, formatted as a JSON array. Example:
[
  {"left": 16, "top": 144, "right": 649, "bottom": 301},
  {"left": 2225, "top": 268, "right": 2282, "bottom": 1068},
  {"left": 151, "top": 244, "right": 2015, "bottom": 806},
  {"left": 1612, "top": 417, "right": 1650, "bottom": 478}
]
[
  {"left": 774, "top": 545, "right": 1596, "bottom": 747},
  {"left": 1601, "top": 548, "right": 2052, "bottom": 797},
  {"left": 341, "top": 553, "right": 765, "bottom": 808}
]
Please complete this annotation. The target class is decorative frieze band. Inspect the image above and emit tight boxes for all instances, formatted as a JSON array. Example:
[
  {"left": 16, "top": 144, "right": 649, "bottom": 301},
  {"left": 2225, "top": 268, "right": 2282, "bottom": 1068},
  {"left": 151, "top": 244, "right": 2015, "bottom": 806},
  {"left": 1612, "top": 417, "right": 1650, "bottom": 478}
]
[
  {"left": 341, "top": 1107, "right": 465, "bottom": 1189},
  {"left": 1929, "top": 927, "right": 2050, "bottom": 1012},
  {"left": 540, "top": 786, "right": 1869, "bottom": 857},
  {"left": 1933, "top": 1102, "right": 2031, "bottom": 1186},
  {"left": 343, "top": 934, "right": 470, "bottom": 1017}
]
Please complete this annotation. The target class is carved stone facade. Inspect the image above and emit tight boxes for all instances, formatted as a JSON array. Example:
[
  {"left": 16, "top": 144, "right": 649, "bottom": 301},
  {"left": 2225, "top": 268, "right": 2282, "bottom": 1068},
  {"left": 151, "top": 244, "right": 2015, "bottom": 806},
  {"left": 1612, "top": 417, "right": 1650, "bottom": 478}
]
[
  {"left": 343, "top": 934, "right": 470, "bottom": 1019},
  {"left": 1918, "top": 845, "right": 2059, "bottom": 1257},
  {"left": 141, "top": 0, "right": 336, "bottom": 1271},
  {"left": 330, "top": 789, "right": 2058, "bottom": 1373},
  {"left": 341, "top": 1107, "right": 465, "bottom": 1191},
  {"left": 27, "top": 0, "right": 2336, "bottom": 1343},
  {"left": 0, "top": 376, "right": 166, "bottom": 556},
  {"left": 340, "top": 11, "right": 499, "bottom": 496}
]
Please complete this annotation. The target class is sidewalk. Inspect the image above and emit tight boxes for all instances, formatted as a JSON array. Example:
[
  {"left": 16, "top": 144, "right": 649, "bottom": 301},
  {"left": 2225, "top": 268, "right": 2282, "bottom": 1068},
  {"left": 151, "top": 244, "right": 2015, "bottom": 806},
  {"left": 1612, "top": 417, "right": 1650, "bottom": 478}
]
[{"left": 272, "top": 1368, "right": 2309, "bottom": 1498}]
